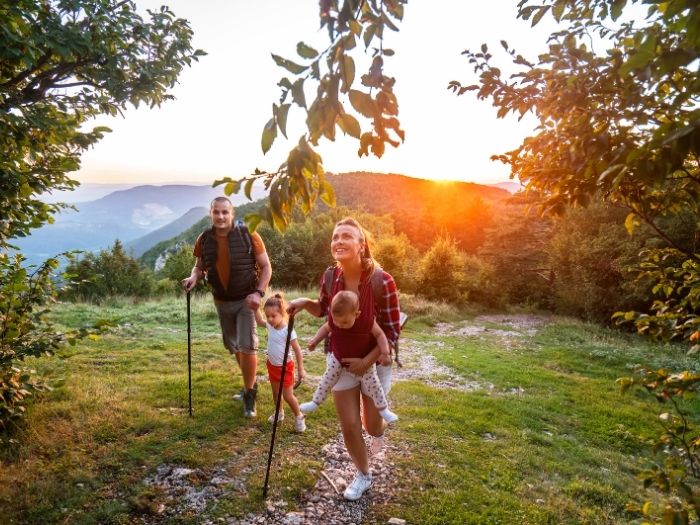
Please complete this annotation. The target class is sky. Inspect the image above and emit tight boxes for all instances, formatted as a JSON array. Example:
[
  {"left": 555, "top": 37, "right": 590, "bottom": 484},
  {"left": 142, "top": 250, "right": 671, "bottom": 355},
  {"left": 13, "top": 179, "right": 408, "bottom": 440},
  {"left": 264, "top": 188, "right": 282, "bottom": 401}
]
[{"left": 76, "top": 1, "right": 559, "bottom": 186}]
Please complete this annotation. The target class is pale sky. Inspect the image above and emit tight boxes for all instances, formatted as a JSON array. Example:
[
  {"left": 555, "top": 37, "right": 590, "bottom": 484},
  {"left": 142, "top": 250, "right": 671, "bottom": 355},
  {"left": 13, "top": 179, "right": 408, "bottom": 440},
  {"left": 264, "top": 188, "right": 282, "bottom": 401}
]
[{"left": 77, "top": 1, "right": 558, "bottom": 186}]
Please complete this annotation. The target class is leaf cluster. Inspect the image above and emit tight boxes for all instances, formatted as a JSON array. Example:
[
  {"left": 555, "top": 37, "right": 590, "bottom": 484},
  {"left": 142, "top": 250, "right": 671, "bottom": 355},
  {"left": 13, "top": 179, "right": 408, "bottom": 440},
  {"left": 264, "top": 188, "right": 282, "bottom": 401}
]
[
  {"left": 219, "top": 0, "right": 407, "bottom": 230},
  {"left": 619, "top": 366, "right": 700, "bottom": 524}
]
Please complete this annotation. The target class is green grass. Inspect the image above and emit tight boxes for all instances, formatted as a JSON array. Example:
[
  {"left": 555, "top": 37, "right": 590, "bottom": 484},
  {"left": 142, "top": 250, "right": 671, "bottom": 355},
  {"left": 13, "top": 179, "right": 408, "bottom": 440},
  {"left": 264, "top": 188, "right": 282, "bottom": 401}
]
[{"left": 1, "top": 295, "right": 695, "bottom": 524}]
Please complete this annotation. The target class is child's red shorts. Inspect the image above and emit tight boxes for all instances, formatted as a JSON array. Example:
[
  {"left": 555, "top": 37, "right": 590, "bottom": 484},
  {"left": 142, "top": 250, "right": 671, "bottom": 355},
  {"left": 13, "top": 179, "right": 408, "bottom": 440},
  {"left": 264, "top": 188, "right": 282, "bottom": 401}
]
[{"left": 267, "top": 360, "right": 295, "bottom": 387}]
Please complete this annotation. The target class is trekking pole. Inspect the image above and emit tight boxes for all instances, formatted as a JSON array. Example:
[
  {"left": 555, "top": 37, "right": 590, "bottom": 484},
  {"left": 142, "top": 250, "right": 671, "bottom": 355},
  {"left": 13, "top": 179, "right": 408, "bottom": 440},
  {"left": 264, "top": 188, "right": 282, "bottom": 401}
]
[
  {"left": 187, "top": 291, "right": 193, "bottom": 417},
  {"left": 263, "top": 314, "right": 295, "bottom": 498}
]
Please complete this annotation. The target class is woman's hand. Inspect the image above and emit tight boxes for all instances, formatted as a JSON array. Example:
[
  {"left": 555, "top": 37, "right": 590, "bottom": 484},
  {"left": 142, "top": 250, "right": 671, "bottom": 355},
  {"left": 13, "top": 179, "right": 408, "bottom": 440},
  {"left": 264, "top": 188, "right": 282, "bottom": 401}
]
[
  {"left": 287, "top": 297, "right": 309, "bottom": 316},
  {"left": 341, "top": 357, "right": 372, "bottom": 376}
]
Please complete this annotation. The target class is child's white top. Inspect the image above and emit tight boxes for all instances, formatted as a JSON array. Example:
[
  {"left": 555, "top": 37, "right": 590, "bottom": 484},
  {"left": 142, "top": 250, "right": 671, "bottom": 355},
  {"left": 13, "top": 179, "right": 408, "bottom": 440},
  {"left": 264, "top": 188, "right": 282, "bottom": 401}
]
[{"left": 265, "top": 322, "right": 298, "bottom": 366}]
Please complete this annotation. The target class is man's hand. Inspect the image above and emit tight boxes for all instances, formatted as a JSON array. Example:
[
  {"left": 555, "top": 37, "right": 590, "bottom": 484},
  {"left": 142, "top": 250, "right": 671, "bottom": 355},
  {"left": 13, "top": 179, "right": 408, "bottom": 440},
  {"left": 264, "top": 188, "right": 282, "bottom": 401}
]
[
  {"left": 245, "top": 292, "right": 262, "bottom": 310},
  {"left": 181, "top": 275, "right": 197, "bottom": 292}
]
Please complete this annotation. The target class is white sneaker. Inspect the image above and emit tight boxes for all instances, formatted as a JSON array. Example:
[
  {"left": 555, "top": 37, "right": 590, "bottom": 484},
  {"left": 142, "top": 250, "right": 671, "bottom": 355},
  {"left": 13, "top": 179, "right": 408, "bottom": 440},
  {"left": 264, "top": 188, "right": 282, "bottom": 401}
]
[
  {"left": 299, "top": 401, "right": 319, "bottom": 414},
  {"left": 379, "top": 408, "right": 398, "bottom": 424},
  {"left": 267, "top": 410, "right": 284, "bottom": 423},
  {"left": 343, "top": 471, "right": 372, "bottom": 501},
  {"left": 369, "top": 435, "right": 384, "bottom": 456},
  {"left": 294, "top": 415, "right": 306, "bottom": 433}
]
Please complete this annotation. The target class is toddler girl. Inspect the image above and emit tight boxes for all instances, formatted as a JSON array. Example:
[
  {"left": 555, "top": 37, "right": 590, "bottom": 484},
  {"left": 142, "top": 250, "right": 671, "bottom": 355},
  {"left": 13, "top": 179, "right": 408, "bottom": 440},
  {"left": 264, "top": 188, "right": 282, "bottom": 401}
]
[
  {"left": 255, "top": 293, "right": 306, "bottom": 432},
  {"left": 300, "top": 290, "right": 398, "bottom": 424}
]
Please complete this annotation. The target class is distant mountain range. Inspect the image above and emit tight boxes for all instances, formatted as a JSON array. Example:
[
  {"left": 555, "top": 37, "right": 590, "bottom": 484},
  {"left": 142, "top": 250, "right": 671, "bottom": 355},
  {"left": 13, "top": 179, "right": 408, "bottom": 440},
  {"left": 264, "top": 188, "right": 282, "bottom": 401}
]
[
  {"left": 14, "top": 184, "right": 266, "bottom": 265},
  {"left": 124, "top": 206, "right": 208, "bottom": 258},
  {"left": 139, "top": 172, "right": 513, "bottom": 269},
  {"left": 14, "top": 174, "right": 516, "bottom": 267}
]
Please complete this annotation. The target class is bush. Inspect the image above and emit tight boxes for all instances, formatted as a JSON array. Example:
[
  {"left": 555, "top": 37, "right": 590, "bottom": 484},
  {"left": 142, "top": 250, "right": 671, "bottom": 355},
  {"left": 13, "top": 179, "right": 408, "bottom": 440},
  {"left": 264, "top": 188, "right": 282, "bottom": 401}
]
[
  {"left": 417, "top": 237, "right": 467, "bottom": 303},
  {"left": 62, "top": 240, "right": 155, "bottom": 302},
  {"left": 0, "top": 253, "right": 108, "bottom": 437},
  {"left": 373, "top": 233, "right": 419, "bottom": 293}
]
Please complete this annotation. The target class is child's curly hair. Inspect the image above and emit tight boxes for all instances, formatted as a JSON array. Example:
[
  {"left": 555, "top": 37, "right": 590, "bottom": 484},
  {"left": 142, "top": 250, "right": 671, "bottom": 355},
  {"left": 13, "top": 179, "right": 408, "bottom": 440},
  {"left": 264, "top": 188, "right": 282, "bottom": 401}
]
[{"left": 264, "top": 291, "right": 288, "bottom": 319}]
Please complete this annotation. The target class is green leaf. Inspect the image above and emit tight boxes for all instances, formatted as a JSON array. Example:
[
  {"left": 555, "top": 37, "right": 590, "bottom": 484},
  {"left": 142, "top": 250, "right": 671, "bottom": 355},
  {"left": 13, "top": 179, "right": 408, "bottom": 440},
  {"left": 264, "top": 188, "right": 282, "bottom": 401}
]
[
  {"left": 337, "top": 113, "right": 361, "bottom": 138},
  {"left": 291, "top": 78, "right": 306, "bottom": 108},
  {"left": 244, "top": 178, "right": 255, "bottom": 200},
  {"left": 296, "top": 41, "right": 318, "bottom": 59},
  {"left": 348, "top": 90, "right": 375, "bottom": 118},
  {"left": 261, "top": 117, "right": 277, "bottom": 154},
  {"left": 341, "top": 55, "right": 355, "bottom": 93},
  {"left": 319, "top": 178, "right": 336, "bottom": 207},
  {"left": 271, "top": 53, "right": 308, "bottom": 75},
  {"left": 619, "top": 35, "right": 657, "bottom": 76},
  {"left": 276, "top": 103, "right": 291, "bottom": 138},
  {"left": 611, "top": 0, "right": 626, "bottom": 21},
  {"left": 224, "top": 180, "right": 240, "bottom": 195},
  {"left": 244, "top": 212, "right": 263, "bottom": 232},
  {"left": 624, "top": 212, "right": 640, "bottom": 235},
  {"left": 531, "top": 5, "right": 550, "bottom": 26},
  {"left": 552, "top": 0, "right": 566, "bottom": 21}
]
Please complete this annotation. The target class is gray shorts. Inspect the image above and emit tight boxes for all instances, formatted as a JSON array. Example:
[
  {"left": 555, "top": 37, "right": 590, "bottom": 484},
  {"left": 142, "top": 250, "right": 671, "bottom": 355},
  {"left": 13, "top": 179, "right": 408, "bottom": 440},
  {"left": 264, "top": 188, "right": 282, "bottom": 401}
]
[
  {"left": 215, "top": 299, "right": 258, "bottom": 354},
  {"left": 332, "top": 361, "right": 392, "bottom": 395}
]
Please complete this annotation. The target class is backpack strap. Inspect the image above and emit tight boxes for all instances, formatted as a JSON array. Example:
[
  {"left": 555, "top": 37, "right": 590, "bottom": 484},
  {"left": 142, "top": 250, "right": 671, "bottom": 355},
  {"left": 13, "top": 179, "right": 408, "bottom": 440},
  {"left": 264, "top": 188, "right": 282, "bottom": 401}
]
[
  {"left": 234, "top": 219, "right": 253, "bottom": 255},
  {"left": 323, "top": 266, "right": 336, "bottom": 298},
  {"left": 371, "top": 266, "right": 403, "bottom": 367}
]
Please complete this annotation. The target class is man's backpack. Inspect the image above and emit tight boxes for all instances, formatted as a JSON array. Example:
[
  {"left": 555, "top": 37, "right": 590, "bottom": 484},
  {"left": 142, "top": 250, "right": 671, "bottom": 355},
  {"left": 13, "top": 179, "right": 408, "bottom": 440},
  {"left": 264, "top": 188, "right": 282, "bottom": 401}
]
[{"left": 322, "top": 266, "right": 407, "bottom": 367}]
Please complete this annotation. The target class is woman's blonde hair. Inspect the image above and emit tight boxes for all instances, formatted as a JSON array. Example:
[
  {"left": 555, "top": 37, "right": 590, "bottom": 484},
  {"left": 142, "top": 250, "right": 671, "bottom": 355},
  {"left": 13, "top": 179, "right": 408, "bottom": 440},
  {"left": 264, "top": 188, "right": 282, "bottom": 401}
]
[
  {"left": 334, "top": 217, "right": 377, "bottom": 276},
  {"left": 263, "top": 291, "right": 288, "bottom": 319}
]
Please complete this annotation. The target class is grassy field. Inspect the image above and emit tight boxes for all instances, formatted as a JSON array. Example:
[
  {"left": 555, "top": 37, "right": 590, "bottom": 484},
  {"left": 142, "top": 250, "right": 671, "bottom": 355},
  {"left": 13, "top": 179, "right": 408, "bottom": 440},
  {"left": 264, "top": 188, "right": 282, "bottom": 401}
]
[{"left": 0, "top": 293, "right": 695, "bottom": 524}]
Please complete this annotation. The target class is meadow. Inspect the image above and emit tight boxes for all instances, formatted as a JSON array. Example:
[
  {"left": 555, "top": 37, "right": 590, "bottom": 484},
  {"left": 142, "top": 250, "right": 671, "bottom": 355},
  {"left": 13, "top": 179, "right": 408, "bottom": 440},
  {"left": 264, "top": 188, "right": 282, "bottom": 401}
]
[{"left": 0, "top": 293, "right": 694, "bottom": 525}]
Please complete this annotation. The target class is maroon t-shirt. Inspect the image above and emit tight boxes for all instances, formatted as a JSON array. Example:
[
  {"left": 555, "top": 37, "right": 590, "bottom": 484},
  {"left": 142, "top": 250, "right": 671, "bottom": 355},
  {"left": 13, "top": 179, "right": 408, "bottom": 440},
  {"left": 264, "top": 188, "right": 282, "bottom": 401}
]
[{"left": 327, "top": 270, "right": 377, "bottom": 363}]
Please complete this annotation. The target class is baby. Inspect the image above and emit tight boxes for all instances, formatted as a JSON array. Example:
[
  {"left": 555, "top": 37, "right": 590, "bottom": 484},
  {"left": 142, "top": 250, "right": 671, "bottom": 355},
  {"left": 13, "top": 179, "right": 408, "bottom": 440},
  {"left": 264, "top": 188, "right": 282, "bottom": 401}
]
[{"left": 300, "top": 290, "right": 398, "bottom": 424}]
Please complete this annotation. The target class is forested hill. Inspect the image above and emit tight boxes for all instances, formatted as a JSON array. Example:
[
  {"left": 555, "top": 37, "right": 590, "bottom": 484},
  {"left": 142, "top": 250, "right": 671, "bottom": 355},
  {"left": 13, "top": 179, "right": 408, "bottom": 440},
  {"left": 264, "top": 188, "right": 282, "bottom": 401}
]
[
  {"left": 140, "top": 172, "right": 510, "bottom": 268},
  {"left": 323, "top": 172, "right": 510, "bottom": 251}
]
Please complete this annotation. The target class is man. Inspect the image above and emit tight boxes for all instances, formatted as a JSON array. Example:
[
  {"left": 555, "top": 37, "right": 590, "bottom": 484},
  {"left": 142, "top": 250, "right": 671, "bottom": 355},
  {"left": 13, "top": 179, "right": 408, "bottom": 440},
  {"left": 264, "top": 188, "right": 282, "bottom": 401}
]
[{"left": 181, "top": 197, "right": 271, "bottom": 417}]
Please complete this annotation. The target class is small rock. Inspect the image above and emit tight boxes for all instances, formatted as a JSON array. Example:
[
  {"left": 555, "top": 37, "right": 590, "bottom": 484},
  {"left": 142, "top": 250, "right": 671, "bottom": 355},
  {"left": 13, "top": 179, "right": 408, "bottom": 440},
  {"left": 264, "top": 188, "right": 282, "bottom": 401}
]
[{"left": 388, "top": 519, "right": 406, "bottom": 525}]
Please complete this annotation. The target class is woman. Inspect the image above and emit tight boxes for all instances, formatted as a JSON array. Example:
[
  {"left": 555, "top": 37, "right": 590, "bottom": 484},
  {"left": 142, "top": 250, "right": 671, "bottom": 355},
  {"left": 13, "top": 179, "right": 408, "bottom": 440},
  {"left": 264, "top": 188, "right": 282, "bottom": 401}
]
[{"left": 287, "top": 217, "right": 402, "bottom": 501}]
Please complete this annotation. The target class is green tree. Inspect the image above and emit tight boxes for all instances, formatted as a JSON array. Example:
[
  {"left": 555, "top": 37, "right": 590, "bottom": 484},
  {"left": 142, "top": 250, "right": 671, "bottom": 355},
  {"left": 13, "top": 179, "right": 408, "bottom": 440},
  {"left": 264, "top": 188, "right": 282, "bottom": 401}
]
[
  {"left": 451, "top": 2, "right": 699, "bottom": 521},
  {"left": 156, "top": 243, "right": 200, "bottom": 294},
  {"left": 63, "top": 240, "right": 155, "bottom": 301},
  {"left": 373, "top": 232, "right": 418, "bottom": 293},
  {"left": 1, "top": 0, "right": 201, "bottom": 433},
  {"left": 417, "top": 237, "right": 467, "bottom": 304},
  {"left": 1, "top": 0, "right": 203, "bottom": 246},
  {"left": 547, "top": 201, "right": 650, "bottom": 322}
]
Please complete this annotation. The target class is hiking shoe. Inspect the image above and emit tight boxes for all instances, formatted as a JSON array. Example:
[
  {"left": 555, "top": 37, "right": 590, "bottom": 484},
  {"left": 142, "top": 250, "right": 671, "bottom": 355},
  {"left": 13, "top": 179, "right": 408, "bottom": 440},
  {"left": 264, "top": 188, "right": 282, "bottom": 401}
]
[
  {"left": 299, "top": 401, "right": 319, "bottom": 414},
  {"left": 343, "top": 471, "right": 372, "bottom": 501},
  {"left": 234, "top": 381, "right": 257, "bottom": 401},
  {"left": 243, "top": 388, "right": 257, "bottom": 417},
  {"left": 294, "top": 415, "right": 306, "bottom": 433},
  {"left": 379, "top": 407, "right": 398, "bottom": 425},
  {"left": 369, "top": 435, "right": 384, "bottom": 456},
  {"left": 268, "top": 410, "right": 284, "bottom": 423}
]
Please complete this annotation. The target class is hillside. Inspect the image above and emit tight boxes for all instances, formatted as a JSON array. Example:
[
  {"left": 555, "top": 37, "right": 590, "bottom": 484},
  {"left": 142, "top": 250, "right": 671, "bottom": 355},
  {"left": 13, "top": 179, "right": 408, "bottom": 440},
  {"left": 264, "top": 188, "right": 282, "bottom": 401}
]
[
  {"left": 324, "top": 172, "right": 510, "bottom": 251},
  {"left": 125, "top": 206, "right": 208, "bottom": 258}
]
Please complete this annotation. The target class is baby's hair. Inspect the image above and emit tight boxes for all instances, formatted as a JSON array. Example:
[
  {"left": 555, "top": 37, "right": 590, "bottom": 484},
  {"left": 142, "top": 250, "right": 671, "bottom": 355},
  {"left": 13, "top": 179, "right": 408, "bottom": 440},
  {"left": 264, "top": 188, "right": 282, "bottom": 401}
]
[
  {"left": 331, "top": 290, "right": 359, "bottom": 317},
  {"left": 264, "top": 292, "right": 288, "bottom": 318}
]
